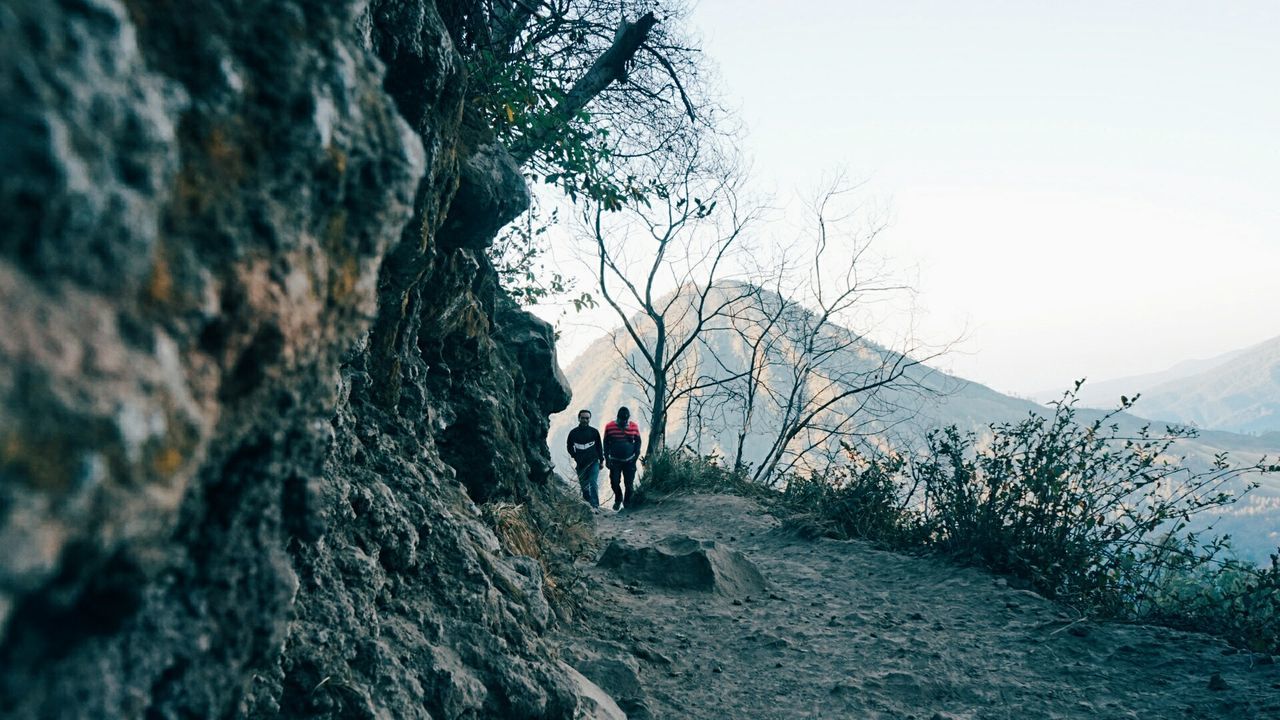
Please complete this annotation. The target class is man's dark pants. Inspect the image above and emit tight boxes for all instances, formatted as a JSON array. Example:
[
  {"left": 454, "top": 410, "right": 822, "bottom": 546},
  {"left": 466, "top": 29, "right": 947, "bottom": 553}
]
[{"left": 608, "top": 460, "right": 637, "bottom": 507}]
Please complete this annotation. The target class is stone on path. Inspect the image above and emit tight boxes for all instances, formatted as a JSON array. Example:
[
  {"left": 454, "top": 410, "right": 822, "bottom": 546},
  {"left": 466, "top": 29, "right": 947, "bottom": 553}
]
[
  {"left": 597, "top": 534, "right": 767, "bottom": 598},
  {"left": 565, "top": 640, "right": 652, "bottom": 719},
  {"left": 560, "top": 662, "right": 627, "bottom": 720}
]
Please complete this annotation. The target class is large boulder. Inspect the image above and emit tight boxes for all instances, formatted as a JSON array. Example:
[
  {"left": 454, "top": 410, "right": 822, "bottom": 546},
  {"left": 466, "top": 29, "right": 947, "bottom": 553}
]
[{"left": 597, "top": 534, "right": 767, "bottom": 598}]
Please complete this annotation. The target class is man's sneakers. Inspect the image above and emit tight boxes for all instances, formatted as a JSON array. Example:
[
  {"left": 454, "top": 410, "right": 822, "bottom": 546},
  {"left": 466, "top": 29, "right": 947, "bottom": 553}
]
[{"left": 612, "top": 499, "right": 623, "bottom": 511}]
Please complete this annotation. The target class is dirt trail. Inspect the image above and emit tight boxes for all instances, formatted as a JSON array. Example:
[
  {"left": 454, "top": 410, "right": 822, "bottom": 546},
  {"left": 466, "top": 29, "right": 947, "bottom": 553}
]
[{"left": 558, "top": 493, "right": 1280, "bottom": 719}]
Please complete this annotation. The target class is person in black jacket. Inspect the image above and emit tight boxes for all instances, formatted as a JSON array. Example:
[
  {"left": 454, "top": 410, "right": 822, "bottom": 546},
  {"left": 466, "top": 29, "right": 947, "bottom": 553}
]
[{"left": 566, "top": 409, "right": 604, "bottom": 508}]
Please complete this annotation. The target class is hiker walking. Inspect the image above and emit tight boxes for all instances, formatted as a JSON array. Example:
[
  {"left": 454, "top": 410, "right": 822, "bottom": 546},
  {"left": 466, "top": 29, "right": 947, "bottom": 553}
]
[
  {"left": 566, "top": 408, "right": 604, "bottom": 509},
  {"left": 603, "top": 406, "right": 642, "bottom": 511}
]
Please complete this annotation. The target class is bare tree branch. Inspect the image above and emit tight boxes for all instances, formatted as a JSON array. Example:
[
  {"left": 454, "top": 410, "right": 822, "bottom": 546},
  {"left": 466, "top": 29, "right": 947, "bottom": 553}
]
[
  {"left": 643, "top": 45, "right": 698, "bottom": 122},
  {"left": 580, "top": 139, "right": 755, "bottom": 456}
]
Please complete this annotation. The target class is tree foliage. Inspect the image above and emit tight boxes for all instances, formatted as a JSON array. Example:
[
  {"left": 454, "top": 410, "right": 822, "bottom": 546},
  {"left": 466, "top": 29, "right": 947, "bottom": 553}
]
[
  {"left": 442, "top": 1, "right": 722, "bottom": 304},
  {"left": 448, "top": 0, "right": 717, "bottom": 206},
  {"left": 490, "top": 197, "right": 595, "bottom": 311}
]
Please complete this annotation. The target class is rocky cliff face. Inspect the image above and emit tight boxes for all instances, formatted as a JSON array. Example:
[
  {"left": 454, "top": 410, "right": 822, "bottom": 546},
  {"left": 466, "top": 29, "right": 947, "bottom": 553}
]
[{"left": 0, "top": 0, "right": 579, "bottom": 716}]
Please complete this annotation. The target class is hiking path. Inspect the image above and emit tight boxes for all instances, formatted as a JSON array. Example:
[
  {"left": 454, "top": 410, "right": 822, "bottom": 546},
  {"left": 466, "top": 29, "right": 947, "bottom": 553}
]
[{"left": 557, "top": 493, "right": 1280, "bottom": 720}]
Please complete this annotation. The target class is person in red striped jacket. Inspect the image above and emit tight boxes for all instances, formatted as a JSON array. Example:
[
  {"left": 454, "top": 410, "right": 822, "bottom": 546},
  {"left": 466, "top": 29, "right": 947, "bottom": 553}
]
[{"left": 603, "top": 406, "right": 642, "bottom": 511}]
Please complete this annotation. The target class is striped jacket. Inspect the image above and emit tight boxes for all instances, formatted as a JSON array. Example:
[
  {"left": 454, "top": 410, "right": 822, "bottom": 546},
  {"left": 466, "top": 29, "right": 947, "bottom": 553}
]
[{"left": 602, "top": 420, "right": 642, "bottom": 463}]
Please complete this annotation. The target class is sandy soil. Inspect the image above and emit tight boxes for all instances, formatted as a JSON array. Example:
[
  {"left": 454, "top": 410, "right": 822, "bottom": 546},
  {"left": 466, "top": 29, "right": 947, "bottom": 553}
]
[{"left": 557, "top": 493, "right": 1280, "bottom": 720}]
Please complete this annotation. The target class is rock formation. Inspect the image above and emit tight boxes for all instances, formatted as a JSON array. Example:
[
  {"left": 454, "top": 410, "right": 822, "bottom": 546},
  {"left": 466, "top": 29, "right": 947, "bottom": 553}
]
[
  {"left": 0, "top": 0, "right": 579, "bottom": 716},
  {"left": 598, "top": 534, "right": 767, "bottom": 598}
]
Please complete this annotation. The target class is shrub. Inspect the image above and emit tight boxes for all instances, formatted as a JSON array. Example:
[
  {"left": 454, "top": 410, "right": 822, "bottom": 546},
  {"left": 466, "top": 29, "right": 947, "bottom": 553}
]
[
  {"left": 1139, "top": 540, "right": 1280, "bottom": 653},
  {"left": 637, "top": 448, "right": 759, "bottom": 502},
  {"left": 913, "top": 393, "right": 1268, "bottom": 611},
  {"left": 781, "top": 446, "right": 925, "bottom": 547},
  {"left": 897, "top": 389, "right": 1278, "bottom": 653}
]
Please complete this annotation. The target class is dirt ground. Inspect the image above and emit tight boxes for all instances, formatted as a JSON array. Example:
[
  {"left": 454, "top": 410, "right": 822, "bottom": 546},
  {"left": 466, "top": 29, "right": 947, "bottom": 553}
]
[{"left": 556, "top": 492, "right": 1280, "bottom": 720}]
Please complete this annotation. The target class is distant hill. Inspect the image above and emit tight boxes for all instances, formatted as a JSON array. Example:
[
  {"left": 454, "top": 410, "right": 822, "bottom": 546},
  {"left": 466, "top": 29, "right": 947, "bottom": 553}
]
[
  {"left": 1124, "top": 335, "right": 1280, "bottom": 435},
  {"left": 1033, "top": 347, "right": 1247, "bottom": 407},
  {"left": 1039, "top": 334, "right": 1280, "bottom": 435},
  {"left": 552, "top": 286, "right": 1280, "bottom": 563}
]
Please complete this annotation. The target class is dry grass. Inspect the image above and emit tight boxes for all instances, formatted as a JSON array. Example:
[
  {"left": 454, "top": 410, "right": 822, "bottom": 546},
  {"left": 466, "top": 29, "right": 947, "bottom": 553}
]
[
  {"left": 486, "top": 501, "right": 543, "bottom": 561},
  {"left": 482, "top": 489, "right": 599, "bottom": 619}
]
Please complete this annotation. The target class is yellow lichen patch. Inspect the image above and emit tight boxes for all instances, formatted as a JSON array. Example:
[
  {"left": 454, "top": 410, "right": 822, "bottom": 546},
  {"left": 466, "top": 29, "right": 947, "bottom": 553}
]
[
  {"left": 457, "top": 300, "right": 491, "bottom": 340},
  {"left": 151, "top": 446, "right": 184, "bottom": 476},
  {"left": 326, "top": 144, "right": 348, "bottom": 175},
  {"left": 323, "top": 210, "right": 348, "bottom": 252},
  {"left": 322, "top": 210, "right": 362, "bottom": 305},
  {"left": 329, "top": 255, "right": 360, "bottom": 305},
  {"left": 171, "top": 120, "right": 252, "bottom": 222},
  {"left": 204, "top": 125, "right": 246, "bottom": 182},
  {"left": 145, "top": 242, "right": 173, "bottom": 305},
  {"left": 1, "top": 433, "right": 20, "bottom": 466}
]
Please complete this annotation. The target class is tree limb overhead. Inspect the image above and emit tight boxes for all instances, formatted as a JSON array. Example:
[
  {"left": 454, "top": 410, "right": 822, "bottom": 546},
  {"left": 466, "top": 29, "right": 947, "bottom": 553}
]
[{"left": 511, "top": 12, "right": 659, "bottom": 164}]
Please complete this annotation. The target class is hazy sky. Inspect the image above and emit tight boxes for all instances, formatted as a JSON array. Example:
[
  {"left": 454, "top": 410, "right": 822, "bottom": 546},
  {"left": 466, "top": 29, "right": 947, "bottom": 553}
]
[{"left": 540, "top": 1, "right": 1280, "bottom": 397}]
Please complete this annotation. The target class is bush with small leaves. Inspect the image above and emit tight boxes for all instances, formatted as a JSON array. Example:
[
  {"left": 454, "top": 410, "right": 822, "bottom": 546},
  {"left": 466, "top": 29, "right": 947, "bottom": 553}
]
[
  {"left": 781, "top": 446, "right": 926, "bottom": 547},
  {"left": 1138, "top": 539, "right": 1280, "bottom": 653},
  {"left": 887, "top": 386, "right": 1276, "bottom": 652},
  {"left": 914, "top": 389, "right": 1269, "bottom": 614},
  {"left": 638, "top": 448, "right": 758, "bottom": 503}
]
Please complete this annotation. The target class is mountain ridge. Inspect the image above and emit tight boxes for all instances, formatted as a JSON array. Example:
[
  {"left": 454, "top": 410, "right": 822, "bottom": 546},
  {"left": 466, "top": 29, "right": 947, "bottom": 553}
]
[
  {"left": 1031, "top": 345, "right": 1250, "bottom": 407},
  {"left": 1033, "top": 333, "right": 1280, "bottom": 436},
  {"left": 1133, "top": 334, "right": 1280, "bottom": 434}
]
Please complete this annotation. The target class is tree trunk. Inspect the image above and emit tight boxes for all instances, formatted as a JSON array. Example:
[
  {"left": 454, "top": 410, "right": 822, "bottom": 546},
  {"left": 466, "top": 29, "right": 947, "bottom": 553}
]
[{"left": 647, "top": 372, "right": 667, "bottom": 459}]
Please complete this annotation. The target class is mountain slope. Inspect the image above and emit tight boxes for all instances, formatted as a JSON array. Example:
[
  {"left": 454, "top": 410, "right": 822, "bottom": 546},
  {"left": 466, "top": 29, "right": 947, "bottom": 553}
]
[
  {"left": 556, "top": 286, "right": 1047, "bottom": 473},
  {"left": 554, "top": 288, "right": 1279, "bottom": 473}
]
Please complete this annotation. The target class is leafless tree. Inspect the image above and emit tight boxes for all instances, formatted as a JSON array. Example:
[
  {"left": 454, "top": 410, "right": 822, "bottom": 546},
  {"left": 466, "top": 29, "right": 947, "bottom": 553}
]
[
  {"left": 583, "top": 139, "right": 762, "bottom": 457},
  {"left": 691, "top": 177, "right": 947, "bottom": 487}
]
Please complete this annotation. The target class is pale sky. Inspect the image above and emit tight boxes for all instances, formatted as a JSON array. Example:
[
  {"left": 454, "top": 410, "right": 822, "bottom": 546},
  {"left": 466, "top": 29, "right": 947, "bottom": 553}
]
[{"left": 538, "top": 0, "right": 1280, "bottom": 397}]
